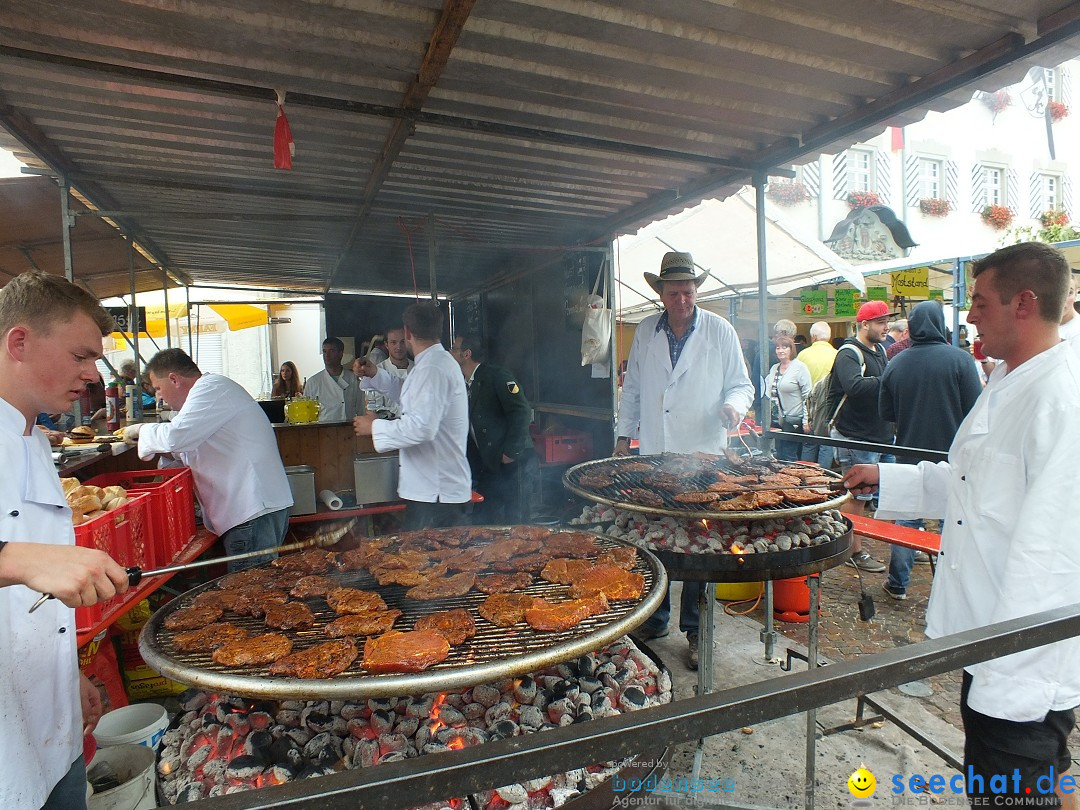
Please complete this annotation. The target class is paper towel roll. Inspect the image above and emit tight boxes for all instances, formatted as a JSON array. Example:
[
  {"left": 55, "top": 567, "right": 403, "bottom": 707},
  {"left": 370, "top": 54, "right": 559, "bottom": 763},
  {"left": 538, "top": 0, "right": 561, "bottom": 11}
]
[{"left": 319, "top": 489, "right": 343, "bottom": 511}]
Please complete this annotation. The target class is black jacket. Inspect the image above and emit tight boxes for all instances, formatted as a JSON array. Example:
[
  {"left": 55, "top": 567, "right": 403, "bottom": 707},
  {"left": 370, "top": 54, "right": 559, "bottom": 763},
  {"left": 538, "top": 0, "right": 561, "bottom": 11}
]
[
  {"left": 879, "top": 301, "right": 982, "bottom": 462},
  {"left": 467, "top": 363, "right": 535, "bottom": 473},
  {"left": 828, "top": 337, "right": 892, "bottom": 443}
]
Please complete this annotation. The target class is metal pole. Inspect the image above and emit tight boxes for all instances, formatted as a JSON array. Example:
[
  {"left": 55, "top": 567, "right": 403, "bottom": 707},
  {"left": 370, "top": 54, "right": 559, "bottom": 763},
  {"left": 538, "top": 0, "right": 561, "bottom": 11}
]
[
  {"left": 129, "top": 238, "right": 140, "bottom": 379},
  {"left": 428, "top": 213, "right": 437, "bottom": 301},
  {"left": 58, "top": 178, "right": 74, "bottom": 282},
  {"left": 953, "top": 259, "right": 967, "bottom": 348},
  {"left": 162, "top": 269, "right": 172, "bottom": 348},
  {"left": 185, "top": 286, "right": 194, "bottom": 356},
  {"left": 606, "top": 245, "right": 618, "bottom": 450},
  {"left": 805, "top": 574, "right": 821, "bottom": 810}
]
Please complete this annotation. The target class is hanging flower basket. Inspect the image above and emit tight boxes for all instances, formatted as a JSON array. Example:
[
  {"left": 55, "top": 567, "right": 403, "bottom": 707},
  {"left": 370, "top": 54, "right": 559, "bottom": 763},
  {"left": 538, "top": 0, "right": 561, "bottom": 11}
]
[
  {"left": 1040, "top": 209, "right": 1069, "bottom": 228},
  {"left": 919, "top": 197, "right": 952, "bottom": 217},
  {"left": 1048, "top": 100, "right": 1070, "bottom": 123},
  {"left": 766, "top": 181, "right": 811, "bottom": 206},
  {"left": 981, "top": 204, "right": 1014, "bottom": 230},
  {"left": 981, "top": 90, "right": 1012, "bottom": 115},
  {"left": 846, "top": 190, "right": 882, "bottom": 209}
]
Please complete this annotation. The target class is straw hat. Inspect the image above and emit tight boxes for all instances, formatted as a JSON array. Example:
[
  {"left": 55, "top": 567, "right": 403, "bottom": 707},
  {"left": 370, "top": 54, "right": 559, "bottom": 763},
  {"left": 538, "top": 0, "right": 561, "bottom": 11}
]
[{"left": 644, "top": 251, "right": 707, "bottom": 295}]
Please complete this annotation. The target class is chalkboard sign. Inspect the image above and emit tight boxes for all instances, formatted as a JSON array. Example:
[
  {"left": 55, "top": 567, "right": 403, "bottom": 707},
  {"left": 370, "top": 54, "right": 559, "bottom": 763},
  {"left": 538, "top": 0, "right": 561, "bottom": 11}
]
[
  {"left": 456, "top": 294, "right": 483, "bottom": 339},
  {"left": 107, "top": 306, "right": 146, "bottom": 333}
]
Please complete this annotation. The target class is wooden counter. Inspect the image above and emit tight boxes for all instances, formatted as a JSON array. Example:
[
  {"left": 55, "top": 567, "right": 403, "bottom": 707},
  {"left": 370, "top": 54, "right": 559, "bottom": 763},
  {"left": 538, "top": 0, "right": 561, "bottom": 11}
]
[{"left": 273, "top": 421, "right": 376, "bottom": 494}]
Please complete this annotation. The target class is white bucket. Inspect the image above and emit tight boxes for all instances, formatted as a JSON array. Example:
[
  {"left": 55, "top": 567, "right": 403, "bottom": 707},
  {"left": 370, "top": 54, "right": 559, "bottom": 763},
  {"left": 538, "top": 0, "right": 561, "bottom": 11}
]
[
  {"left": 87, "top": 744, "right": 156, "bottom": 810},
  {"left": 94, "top": 704, "right": 169, "bottom": 750}
]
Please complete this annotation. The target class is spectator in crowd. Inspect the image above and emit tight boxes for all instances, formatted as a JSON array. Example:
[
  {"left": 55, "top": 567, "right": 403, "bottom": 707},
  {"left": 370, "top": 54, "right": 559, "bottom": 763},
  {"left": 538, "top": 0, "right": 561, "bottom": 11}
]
[
  {"left": 766, "top": 334, "right": 811, "bottom": 461},
  {"left": 450, "top": 334, "right": 538, "bottom": 524},
  {"left": 126, "top": 349, "right": 293, "bottom": 571},
  {"left": 883, "top": 319, "right": 906, "bottom": 349},
  {"left": 117, "top": 359, "right": 138, "bottom": 386},
  {"left": 615, "top": 251, "right": 754, "bottom": 669},
  {"left": 305, "top": 337, "right": 360, "bottom": 422},
  {"left": 353, "top": 303, "right": 471, "bottom": 530},
  {"left": 878, "top": 300, "right": 982, "bottom": 600},
  {"left": 271, "top": 361, "right": 303, "bottom": 399},
  {"left": 0, "top": 271, "right": 132, "bottom": 809},
  {"left": 798, "top": 321, "right": 839, "bottom": 465},
  {"left": 845, "top": 242, "right": 1079, "bottom": 805},
  {"left": 750, "top": 319, "right": 797, "bottom": 423},
  {"left": 827, "top": 300, "right": 894, "bottom": 572},
  {"left": 885, "top": 318, "right": 912, "bottom": 360}
]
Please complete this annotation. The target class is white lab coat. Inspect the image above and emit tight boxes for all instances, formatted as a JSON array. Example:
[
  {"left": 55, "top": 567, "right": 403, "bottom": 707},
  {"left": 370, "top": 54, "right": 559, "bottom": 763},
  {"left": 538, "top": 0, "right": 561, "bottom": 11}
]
[
  {"left": 618, "top": 309, "right": 754, "bottom": 454},
  {"left": 139, "top": 374, "right": 293, "bottom": 536},
  {"left": 877, "top": 341, "right": 1080, "bottom": 722},
  {"left": 0, "top": 397, "right": 82, "bottom": 808},
  {"left": 305, "top": 368, "right": 360, "bottom": 422}
]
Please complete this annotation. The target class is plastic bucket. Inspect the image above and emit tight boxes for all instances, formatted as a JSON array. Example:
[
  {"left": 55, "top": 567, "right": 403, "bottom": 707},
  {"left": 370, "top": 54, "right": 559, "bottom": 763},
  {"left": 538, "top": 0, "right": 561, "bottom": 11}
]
[
  {"left": 714, "top": 581, "right": 762, "bottom": 601},
  {"left": 772, "top": 575, "right": 820, "bottom": 623},
  {"left": 87, "top": 744, "right": 156, "bottom": 810},
  {"left": 94, "top": 704, "right": 169, "bottom": 750}
]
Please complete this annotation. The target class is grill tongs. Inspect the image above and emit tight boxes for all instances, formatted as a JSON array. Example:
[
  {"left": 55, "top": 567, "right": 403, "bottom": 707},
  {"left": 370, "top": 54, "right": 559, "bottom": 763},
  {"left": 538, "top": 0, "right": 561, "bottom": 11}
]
[{"left": 28, "top": 517, "right": 358, "bottom": 613}]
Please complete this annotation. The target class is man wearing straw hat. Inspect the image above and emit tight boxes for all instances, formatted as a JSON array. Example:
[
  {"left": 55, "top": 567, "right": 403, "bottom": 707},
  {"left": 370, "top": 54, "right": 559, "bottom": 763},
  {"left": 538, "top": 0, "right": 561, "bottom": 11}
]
[{"left": 615, "top": 251, "right": 754, "bottom": 669}]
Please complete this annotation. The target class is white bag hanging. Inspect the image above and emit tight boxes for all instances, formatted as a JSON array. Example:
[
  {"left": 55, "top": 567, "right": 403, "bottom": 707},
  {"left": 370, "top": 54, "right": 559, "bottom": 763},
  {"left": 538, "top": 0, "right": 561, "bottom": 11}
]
[{"left": 581, "top": 263, "right": 611, "bottom": 366}]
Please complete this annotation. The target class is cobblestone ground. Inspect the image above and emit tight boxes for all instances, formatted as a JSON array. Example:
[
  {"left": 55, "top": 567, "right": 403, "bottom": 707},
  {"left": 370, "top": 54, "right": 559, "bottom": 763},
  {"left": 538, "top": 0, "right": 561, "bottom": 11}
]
[{"left": 762, "top": 536, "right": 1080, "bottom": 770}]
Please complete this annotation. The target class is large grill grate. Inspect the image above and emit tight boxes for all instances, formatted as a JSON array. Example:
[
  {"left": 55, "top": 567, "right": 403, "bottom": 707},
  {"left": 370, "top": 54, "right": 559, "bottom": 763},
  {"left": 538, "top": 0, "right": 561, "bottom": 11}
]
[
  {"left": 563, "top": 455, "right": 850, "bottom": 520},
  {"left": 140, "top": 530, "right": 666, "bottom": 699}
]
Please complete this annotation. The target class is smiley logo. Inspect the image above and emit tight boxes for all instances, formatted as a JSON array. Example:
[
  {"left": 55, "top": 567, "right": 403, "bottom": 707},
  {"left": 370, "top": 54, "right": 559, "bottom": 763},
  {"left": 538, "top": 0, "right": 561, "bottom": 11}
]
[{"left": 847, "top": 766, "right": 876, "bottom": 798}]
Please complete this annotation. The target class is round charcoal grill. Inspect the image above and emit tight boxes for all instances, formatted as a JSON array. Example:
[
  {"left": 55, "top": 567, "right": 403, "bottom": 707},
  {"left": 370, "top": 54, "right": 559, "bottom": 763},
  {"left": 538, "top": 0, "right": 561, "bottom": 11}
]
[
  {"left": 140, "top": 529, "right": 667, "bottom": 700},
  {"left": 563, "top": 455, "right": 850, "bottom": 521}
]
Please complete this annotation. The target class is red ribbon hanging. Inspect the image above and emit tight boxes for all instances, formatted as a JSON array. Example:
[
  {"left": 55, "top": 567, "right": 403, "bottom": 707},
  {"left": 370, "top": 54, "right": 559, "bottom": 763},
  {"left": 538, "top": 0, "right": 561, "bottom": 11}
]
[{"left": 274, "top": 101, "right": 294, "bottom": 170}]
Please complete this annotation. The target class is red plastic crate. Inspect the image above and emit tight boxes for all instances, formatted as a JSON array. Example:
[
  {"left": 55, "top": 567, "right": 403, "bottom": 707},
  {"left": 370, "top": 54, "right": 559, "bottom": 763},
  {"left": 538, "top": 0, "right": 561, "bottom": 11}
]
[
  {"left": 74, "top": 492, "right": 150, "bottom": 632},
  {"left": 532, "top": 430, "right": 593, "bottom": 464},
  {"left": 86, "top": 468, "right": 196, "bottom": 567}
]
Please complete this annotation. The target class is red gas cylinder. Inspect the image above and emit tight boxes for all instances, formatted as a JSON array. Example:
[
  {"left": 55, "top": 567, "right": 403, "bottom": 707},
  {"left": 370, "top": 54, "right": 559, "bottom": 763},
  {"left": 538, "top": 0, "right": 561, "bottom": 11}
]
[{"left": 772, "top": 575, "right": 820, "bottom": 623}]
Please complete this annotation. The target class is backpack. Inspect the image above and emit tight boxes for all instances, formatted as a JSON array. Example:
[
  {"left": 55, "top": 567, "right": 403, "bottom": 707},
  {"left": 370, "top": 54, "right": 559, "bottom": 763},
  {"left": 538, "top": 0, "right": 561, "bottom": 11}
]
[{"left": 806, "top": 344, "right": 865, "bottom": 437}]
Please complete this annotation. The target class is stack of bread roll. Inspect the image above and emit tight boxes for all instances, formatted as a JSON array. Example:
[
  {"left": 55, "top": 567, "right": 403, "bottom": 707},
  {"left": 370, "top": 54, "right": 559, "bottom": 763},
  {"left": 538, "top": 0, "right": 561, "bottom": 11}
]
[{"left": 60, "top": 478, "right": 128, "bottom": 525}]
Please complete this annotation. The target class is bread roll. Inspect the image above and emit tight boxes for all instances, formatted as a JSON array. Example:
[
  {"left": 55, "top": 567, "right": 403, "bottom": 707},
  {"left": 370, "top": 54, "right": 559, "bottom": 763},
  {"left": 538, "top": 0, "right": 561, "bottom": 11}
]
[
  {"left": 67, "top": 485, "right": 105, "bottom": 502},
  {"left": 82, "top": 510, "right": 106, "bottom": 521},
  {"left": 72, "top": 512, "right": 87, "bottom": 526},
  {"left": 67, "top": 426, "right": 96, "bottom": 444},
  {"left": 104, "top": 496, "right": 128, "bottom": 512},
  {"left": 60, "top": 477, "right": 81, "bottom": 495},
  {"left": 68, "top": 494, "right": 102, "bottom": 516},
  {"left": 102, "top": 485, "right": 127, "bottom": 502}
]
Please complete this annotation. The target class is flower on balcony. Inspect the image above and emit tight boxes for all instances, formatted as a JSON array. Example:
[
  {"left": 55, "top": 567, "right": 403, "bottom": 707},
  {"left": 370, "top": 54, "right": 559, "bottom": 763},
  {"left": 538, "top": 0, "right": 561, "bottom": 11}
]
[
  {"left": 846, "top": 190, "right": 882, "bottom": 209},
  {"left": 981, "top": 204, "right": 1014, "bottom": 230},
  {"left": 1048, "top": 100, "right": 1070, "bottom": 123},
  {"left": 919, "top": 197, "right": 952, "bottom": 218},
  {"left": 1040, "top": 209, "right": 1069, "bottom": 228},
  {"left": 981, "top": 90, "right": 1012, "bottom": 115},
  {"left": 765, "top": 181, "right": 811, "bottom": 206}
]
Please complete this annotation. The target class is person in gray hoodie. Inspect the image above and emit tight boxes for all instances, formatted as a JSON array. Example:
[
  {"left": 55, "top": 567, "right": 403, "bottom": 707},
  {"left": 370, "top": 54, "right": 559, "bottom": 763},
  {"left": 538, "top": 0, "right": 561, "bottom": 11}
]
[{"left": 878, "top": 300, "right": 983, "bottom": 598}]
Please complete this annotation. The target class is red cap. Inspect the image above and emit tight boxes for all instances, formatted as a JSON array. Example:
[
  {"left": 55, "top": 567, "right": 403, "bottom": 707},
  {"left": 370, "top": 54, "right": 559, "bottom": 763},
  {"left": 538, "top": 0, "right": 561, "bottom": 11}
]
[{"left": 855, "top": 300, "right": 890, "bottom": 322}]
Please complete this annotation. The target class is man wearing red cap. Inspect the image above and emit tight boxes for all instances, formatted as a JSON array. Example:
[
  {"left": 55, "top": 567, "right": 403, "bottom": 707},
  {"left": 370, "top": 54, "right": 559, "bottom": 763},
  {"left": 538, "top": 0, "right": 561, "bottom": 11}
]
[{"left": 825, "top": 299, "right": 894, "bottom": 572}]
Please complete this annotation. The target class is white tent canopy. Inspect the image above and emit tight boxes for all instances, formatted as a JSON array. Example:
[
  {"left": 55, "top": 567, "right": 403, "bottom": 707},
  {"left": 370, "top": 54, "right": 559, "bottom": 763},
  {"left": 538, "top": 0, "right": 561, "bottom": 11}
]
[{"left": 614, "top": 190, "right": 866, "bottom": 323}]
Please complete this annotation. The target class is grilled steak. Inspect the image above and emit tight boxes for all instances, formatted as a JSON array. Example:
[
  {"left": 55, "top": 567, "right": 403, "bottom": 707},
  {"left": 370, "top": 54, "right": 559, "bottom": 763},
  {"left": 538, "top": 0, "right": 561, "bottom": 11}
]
[
  {"left": 372, "top": 567, "right": 427, "bottom": 587},
  {"left": 576, "top": 471, "right": 614, "bottom": 488},
  {"left": 475, "top": 572, "right": 534, "bottom": 594},
  {"left": 173, "top": 622, "right": 250, "bottom": 653},
  {"left": 362, "top": 630, "right": 451, "bottom": 674},
  {"left": 673, "top": 490, "right": 719, "bottom": 504},
  {"left": 546, "top": 532, "right": 600, "bottom": 557},
  {"left": 477, "top": 539, "right": 531, "bottom": 564},
  {"left": 780, "top": 488, "right": 830, "bottom": 505},
  {"left": 623, "top": 488, "right": 665, "bottom": 508},
  {"left": 778, "top": 464, "right": 824, "bottom": 479},
  {"left": 524, "top": 593, "right": 610, "bottom": 632},
  {"left": 289, "top": 575, "right": 338, "bottom": 599},
  {"left": 759, "top": 473, "right": 801, "bottom": 488},
  {"left": 211, "top": 633, "right": 293, "bottom": 667},
  {"left": 414, "top": 608, "right": 476, "bottom": 646},
  {"left": 492, "top": 552, "right": 547, "bottom": 573},
  {"left": 540, "top": 558, "right": 594, "bottom": 585},
  {"left": 477, "top": 593, "right": 537, "bottom": 627},
  {"left": 164, "top": 604, "right": 223, "bottom": 631},
  {"left": 568, "top": 564, "right": 645, "bottom": 601},
  {"left": 326, "top": 588, "right": 387, "bottom": 615},
  {"left": 711, "top": 493, "right": 759, "bottom": 511},
  {"left": 232, "top": 590, "right": 289, "bottom": 617},
  {"left": 271, "top": 549, "right": 336, "bottom": 574},
  {"left": 264, "top": 601, "right": 315, "bottom": 630},
  {"left": 218, "top": 568, "right": 289, "bottom": 590},
  {"left": 268, "top": 639, "right": 358, "bottom": 679},
  {"left": 324, "top": 610, "right": 402, "bottom": 638},
  {"left": 752, "top": 490, "right": 784, "bottom": 507},
  {"left": 405, "top": 572, "right": 477, "bottom": 600},
  {"left": 594, "top": 547, "right": 638, "bottom": 569}
]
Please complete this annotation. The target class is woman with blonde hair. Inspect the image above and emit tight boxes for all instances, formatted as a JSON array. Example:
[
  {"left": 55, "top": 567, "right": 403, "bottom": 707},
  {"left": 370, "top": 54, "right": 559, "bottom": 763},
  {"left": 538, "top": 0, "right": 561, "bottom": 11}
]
[{"left": 271, "top": 361, "right": 303, "bottom": 399}]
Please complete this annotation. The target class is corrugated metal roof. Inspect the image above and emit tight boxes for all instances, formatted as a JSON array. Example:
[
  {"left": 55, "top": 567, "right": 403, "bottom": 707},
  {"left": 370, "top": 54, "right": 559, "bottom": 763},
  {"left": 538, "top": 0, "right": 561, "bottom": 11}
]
[{"left": 0, "top": 0, "right": 1077, "bottom": 297}]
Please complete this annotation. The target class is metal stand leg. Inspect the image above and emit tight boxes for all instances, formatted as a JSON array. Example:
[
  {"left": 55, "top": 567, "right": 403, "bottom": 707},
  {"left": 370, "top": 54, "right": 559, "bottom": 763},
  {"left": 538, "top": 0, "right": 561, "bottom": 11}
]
[
  {"left": 691, "top": 582, "right": 716, "bottom": 780},
  {"left": 804, "top": 575, "right": 820, "bottom": 810},
  {"left": 760, "top": 580, "right": 780, "bottom": 663}
]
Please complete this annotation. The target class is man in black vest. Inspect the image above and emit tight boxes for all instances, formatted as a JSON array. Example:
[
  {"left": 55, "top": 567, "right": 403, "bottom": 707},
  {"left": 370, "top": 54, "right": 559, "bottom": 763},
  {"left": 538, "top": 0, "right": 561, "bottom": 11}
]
[{"left": 450, "top": 335, "right": 538, "bottom": 524}]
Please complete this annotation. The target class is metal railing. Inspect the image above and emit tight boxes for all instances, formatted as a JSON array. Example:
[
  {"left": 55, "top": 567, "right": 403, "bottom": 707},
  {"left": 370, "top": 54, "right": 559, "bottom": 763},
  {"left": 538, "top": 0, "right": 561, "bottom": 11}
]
[{"left": 191, "top": 602, "right": 1080, "bottom": 809}]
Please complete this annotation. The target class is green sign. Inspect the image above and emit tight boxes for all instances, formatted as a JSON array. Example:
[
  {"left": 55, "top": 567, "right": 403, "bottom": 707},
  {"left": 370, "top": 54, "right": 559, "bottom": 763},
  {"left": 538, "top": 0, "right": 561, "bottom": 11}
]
[
  {"left": 799, "top": 290, "right": 827, "bottom": 316},
  {"left": 834, "top": 289, "right": 862, "bottom": 317},
  {"left": 867, "top": 287, "right": 889, "bottom": 302},
  {"left": 929, "top": 289, "right": 945, "bottom": 302}
]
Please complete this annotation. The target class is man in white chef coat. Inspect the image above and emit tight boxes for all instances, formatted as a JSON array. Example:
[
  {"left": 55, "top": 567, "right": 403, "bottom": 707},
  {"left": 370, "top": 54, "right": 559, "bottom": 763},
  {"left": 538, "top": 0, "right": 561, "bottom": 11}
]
[
  {"left": 615, "top": 251, "right": 754, "bottom": 669},
  {"left": 353, "top": 302, "right": 471, "bottom": 530},
  {"left": 0, "top": 271, "right": 131, "bottom": 809},
  {"left": 845, "top": 242, "right": 1079, "bottom": 806},
  {"left": 125, "top": 349, "right": 293, "bottom": 571},
  {"left": 305, "top": 336, "right": 361, "bottom": 422},
  {"left": 358, "top": 326, "right": 413, "bottom": 417}
]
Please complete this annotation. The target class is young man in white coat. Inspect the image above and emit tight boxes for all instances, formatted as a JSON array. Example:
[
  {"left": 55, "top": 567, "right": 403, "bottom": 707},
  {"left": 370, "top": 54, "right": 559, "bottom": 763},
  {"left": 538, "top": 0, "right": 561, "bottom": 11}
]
[
  {"left": 615, "top": 251, "right": 754, "bottom": 669},
  {"left": 845, "top": 242, "right": 1078, "bottom": 807}
]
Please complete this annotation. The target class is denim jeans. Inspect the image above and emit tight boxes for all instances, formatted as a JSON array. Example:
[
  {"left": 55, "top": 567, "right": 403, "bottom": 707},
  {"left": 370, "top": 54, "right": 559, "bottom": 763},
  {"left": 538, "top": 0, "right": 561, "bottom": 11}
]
[
  {"left": 641, "top": 581, "right": 700, "bottom": 635},
  {"left": 830, "top": 429, "right": 895, "bottom": 500},
  {"left": 42, "top": 758, "right": 87, "bottom": 810},
  {"left": 886, "top": 519, "right": 923, "bottom": 594},
  {"left": 220, "top": 508, "right": 290, "bottom": 572}
]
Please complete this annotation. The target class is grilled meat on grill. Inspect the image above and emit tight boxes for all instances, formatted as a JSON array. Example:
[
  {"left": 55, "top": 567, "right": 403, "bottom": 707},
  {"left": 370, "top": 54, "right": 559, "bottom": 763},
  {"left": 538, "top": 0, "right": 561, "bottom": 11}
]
[
  {"left": 211, "top": 633, "right": 293, "bottom": 667},
  {"left": 218, "top": 568, "right": 289, "bottom": 590},
  {"left": 172, "top": 622, "right": 250, "bottom": 653},
  {"left": 326, "top": 587, "right": 388, "bottom": 615},
  {"left": 268, "top": 639, "right": 358, "bottom": 679},
  {"left": 595, "top": 547, "right": 639, "bottom": 569},
  {"left": 673, "top": 490, "right": 719, "bottom": 504},
  {"left": 231, "top": 590, "right": 290, "bottom": 617},
  {"left": 164, "top": 604, "right": 223, "bottom": 631},
  {"left": 525, "top": 593, "right": 610, "bottom": 632},
  {"left": 264, "top": 601, "right": 316, "bottom": 631},
  {"left": 540, "top": 558, "right": 594, "bottom": 585},
  {"left": 475, "top": 572, "right": 534, "bottom": 594},
  {"left": 568, "top": 564, "right": 645, "bottom": 601},
  {"left": 477, "top": 593, "right": 537, "bottom": 627},
  {"left": 271, "top": 549, "right": 336, "bottom": 574},
  {"left": 362, "top": 630, "right": 451, "bottom": 674},
  {"left": 289, "top": 575, "right": 337, "bottom": 599},
  {"left": 623, "top": 488, "right": 665, "bottom": 508},
  {"left": 414, "top": 608, "right": 476, "bottom": 646},
  {"left": 546, "top": 533, "right": 600, "bottom": 557},
  {"left": 405, "top": 572, "right": 477, "bottom": 600},
  {"left": 324, "top": 610, "right": 402, "bottom": 638},
  {"left": 372, "top": 567, "right": 428, "bottom": 586}
]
